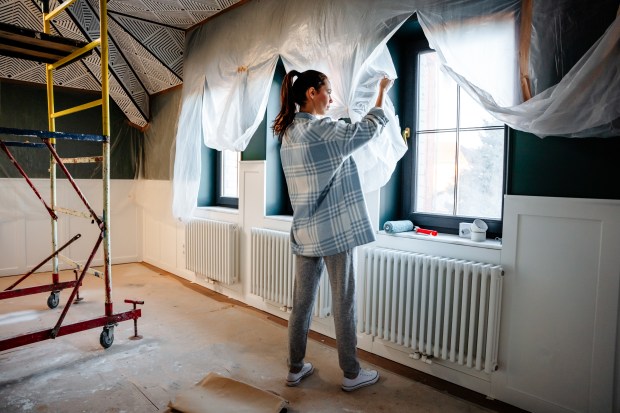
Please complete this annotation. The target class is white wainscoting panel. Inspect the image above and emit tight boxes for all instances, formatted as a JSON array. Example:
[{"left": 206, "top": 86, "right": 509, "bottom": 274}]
[
  {"left": 0, "top": 179, "right": 141, "bottom": 277},
  {"left": 497, "top": 195, "right": 620, "bottom": 413},
  {"left": 136, "top": 180, "right": 193, "bottom": 281}
]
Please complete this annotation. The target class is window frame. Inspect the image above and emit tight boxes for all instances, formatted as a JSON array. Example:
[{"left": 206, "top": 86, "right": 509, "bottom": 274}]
[
  {"left": 215, "top": 150, "right": 239, "bottom": 208},
  {"left": 400, "top": 39, "right": 509, "bottom": 240}
]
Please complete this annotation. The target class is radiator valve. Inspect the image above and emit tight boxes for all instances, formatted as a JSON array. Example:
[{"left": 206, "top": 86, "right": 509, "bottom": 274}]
[
  {"left": 421, "top": 354, "right": 434, "bottom": 364},
  {"left": 409, "top": 352, "right": 433, "bottom": 364}
]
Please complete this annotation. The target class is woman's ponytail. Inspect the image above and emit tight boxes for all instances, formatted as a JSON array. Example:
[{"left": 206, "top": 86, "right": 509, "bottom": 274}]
[
  {"left": 272, "top": 70, "right": 300, "bottom": 141},
  {"left": 272, "top": 69, "right": 327, "bottom": 141}
]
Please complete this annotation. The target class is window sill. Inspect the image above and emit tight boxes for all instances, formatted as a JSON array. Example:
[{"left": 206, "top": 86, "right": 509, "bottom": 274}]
[
  {"left": 265, "top": 214, "right": 293, "bottom": 222},
  {"left": 377, "top": 230, "right": 501, "bottom": 250},
  {"left": 194, "top": 206, "right": 239, "bottom": 218}
]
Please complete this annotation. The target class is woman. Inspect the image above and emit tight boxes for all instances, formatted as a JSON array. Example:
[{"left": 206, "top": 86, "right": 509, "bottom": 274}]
[{"left": 273, "top": 69, "right": 392, "bottom": 392}]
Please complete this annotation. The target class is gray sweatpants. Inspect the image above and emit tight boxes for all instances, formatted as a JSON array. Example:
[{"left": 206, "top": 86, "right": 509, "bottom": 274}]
[{"left": 288, "top": 249, "right": 360, "bottom": 379}]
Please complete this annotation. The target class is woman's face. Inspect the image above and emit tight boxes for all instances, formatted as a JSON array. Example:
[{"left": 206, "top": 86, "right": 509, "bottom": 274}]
[{"left": 312, "top": 80, "right": 332, "bottom": 115}]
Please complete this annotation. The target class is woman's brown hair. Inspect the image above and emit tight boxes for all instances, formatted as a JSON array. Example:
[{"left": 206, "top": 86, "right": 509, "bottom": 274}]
[{"left": 272, "top": 69, "right": 328, "bottom": 141}]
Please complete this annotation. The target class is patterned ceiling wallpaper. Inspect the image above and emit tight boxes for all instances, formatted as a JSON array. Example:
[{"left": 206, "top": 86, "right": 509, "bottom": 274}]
[{"left": 0, "top": 0, "right": 242, "bottom": 127}]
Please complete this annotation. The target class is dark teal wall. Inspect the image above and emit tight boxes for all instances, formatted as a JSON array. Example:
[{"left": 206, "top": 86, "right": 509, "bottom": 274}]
[
  {"left": 242, "top": 116, "right": 267, "bottom": 161},
  {"left": 0, "top": 80, "right": 140, "bottom": 179},
  {"left": 265, "top": 60, "right": 292, "bottom": 216},
  {"left": 379, "top": 38, "right": 405, "bottom": 227},
  {"left": 508, "top": 130, "right": 620, "bottom": 199},
  {"left": 197, "top": 144, "right": 216, "bottom": 206}
]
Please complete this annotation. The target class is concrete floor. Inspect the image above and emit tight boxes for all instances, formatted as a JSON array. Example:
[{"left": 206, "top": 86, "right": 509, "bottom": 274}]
[{"left": 0, "top": 263, "right": 506, "bottom": 413}]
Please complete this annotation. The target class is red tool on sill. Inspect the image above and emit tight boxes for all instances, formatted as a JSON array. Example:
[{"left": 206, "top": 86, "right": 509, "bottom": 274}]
[{"left": 414, "top": 226, "right": 438, "bottom": 236}]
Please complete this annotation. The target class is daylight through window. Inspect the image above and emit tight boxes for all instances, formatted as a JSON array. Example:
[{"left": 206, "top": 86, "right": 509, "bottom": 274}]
[
  {"left": 220, "top": 149, "right": 239, "bottom": 199},
  {"left": 415, "top": 51, "right": 505, "bottom": 220}
]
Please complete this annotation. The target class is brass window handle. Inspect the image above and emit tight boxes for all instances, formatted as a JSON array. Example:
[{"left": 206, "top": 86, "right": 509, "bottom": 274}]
[{"left": 402, "top": 127, "right": 410, "bottom": 142}]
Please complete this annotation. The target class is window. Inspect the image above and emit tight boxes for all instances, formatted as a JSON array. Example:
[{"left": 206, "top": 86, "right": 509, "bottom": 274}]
[
  {"left": 216, "top": 149, "right": 239, "bottom": 207},
  {"left": 416, "top": 50, "right": 505, "bottom": 217},
  {"left": 402, "top": 45, "right": 507, "bottom": 238}
]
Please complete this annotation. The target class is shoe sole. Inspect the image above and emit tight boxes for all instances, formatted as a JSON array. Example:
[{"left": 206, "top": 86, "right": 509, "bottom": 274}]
[
  {"left": 286, "top": 365, "right": 314, "bottom": 387},
  {"left": 341, "top": 374, "right": 379, "bottom": 392}
]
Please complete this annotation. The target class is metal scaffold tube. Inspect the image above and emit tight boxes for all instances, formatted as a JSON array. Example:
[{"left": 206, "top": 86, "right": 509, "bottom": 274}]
[
  {"left": 100, "top": 0, "right": 113, "bottom": 317},
  {"left": 43, "top": 9, "right": 59, "bottom": 285}
]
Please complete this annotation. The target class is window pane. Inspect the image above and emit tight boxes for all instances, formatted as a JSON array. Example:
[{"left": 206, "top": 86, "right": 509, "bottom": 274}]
[
  {"left": 221, "top": 150, "right": 239, "bottom": 198},
  {"left": 459, "top": 89, "right": 502, "bottom": 129},
  {"left": 415, "top": 132, "right": 456, "bottom": 215},
  {"left": 456, "top": 129, "right": 504, "bottom": 219},
  {"left": 418, "top": 51, "right": 457, "bottom": 131}
]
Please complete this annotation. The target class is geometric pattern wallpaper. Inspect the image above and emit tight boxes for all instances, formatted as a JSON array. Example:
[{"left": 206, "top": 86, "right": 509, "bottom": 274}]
[{"left": 0, "top": 0, "right": 242, "bottom": 127}]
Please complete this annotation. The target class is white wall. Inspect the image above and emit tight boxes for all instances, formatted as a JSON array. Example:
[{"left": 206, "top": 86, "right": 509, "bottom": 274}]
[{"left": 0, "top": 178, "right": 141, "bottom": 277}]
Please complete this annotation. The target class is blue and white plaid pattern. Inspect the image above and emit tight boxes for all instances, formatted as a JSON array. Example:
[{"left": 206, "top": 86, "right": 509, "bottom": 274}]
[{"left": 281, "top": 108, "right": 389, "bottom": 257}]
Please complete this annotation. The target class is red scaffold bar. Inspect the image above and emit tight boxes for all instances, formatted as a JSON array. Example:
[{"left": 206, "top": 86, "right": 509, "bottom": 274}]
[
  {"left": 0, "top": 309, "right": 141, "bottom": 352},
  {"left": 4, "top": 233, "right": 81, "bottom": 292},
  {"left": 0, "top": 140, "right": 58, "bottom": 220},
  {"left": 51, "top": 232, "right": 102, "bottom": 337},
  {"left": 0, "top": 280, "right": 78, "bottom": 300}
]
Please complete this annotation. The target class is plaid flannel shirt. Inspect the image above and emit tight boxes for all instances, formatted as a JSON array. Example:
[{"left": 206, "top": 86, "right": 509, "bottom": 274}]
[{"left": 281, "top": 107, "right": 389, "bottom": 257}]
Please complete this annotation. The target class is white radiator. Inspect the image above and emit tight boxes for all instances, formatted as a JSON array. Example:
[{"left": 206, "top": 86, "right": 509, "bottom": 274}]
[
  {"left": 360, "top": 247, "right": 503, "bottom": 373},
  {"left": 251, "top": 228, "right": 331, "bottom": 318},
  {"left": 186, "top": 219, "right": 239, "bottom": 285}
]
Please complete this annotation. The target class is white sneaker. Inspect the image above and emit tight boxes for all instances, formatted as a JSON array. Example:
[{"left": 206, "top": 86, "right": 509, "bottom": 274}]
[
  {"left": 286, "top": 362, "right": 314, "bottom": 387},
  {"left": 341, "top": 369, "right": 379, "bottom": 392}
]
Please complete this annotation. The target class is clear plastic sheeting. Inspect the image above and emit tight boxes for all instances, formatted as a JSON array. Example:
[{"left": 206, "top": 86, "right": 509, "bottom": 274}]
[
  {"left": 173, "top": 0, "right": 411, "bottom": 220},
  {"left": 492, "top": 15, "right": 619, "bottom": 138},
  {"left": 344, "top": 45, "right": 407, "bottom": 191},
  {"left": 417, "top": 1, "right": 522, "bottom": 108},
  {"left": 279, "top": 0, "right": 409, "bottom": 194},
  {"left": 142, "top": 87, "right": 182, "bottom": 181},
  {"left": 172, "top": 93, "right": 204, "bottom": 220},
  {"left": 419, "top": 0, "right": 620, "bottom": 138},
  {"left": 173, "top": 0, "right": 619, "bottom": 221}
]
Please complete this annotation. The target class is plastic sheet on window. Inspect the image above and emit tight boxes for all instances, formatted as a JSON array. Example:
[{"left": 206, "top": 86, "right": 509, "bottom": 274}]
[
  {"left": 417, "top": 0, "right": 620, "bottom": 138},
  {"left": 173, "top": 0, "right": 619, "bottom": 221}
]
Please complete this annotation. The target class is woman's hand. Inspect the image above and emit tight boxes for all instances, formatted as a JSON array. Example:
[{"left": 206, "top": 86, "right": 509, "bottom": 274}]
[
  {"left": 379, "top": 76, "right": 393, "bottom": 91},
  {"left": 375, "top": 76, "right": 393, "bottom": 108}
]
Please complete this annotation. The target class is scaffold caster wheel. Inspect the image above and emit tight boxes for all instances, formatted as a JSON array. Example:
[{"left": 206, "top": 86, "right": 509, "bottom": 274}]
[
  {"left": 47, "top": 292, "right": 60, "bottom": 309},
  {"left": 100, "top": 326, "right": 114, "bottom": 349}
]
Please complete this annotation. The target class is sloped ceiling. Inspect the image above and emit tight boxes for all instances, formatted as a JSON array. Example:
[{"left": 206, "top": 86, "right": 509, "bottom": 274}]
[{"left": 0, "top": 0, "right": 243, "bottom": 127}]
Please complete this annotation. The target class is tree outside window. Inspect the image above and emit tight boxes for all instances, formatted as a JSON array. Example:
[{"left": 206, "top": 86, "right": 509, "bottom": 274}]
[{"left": 411, "top": 50, "right": 506, "bottom": 235}]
